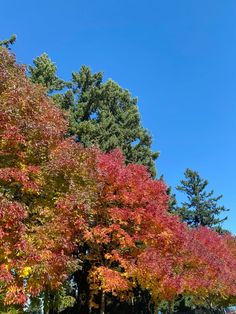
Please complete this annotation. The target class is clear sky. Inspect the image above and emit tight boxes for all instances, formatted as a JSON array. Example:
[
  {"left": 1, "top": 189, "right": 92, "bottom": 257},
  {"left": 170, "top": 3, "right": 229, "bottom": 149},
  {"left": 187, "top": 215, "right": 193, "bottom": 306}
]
[{"left": 1, "top": 0, "right": 236, "bottom": 233}]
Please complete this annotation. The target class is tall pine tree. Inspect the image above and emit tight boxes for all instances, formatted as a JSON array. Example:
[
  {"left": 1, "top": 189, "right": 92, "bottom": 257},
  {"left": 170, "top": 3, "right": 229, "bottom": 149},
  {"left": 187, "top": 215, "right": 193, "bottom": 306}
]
[
  {"left": 70, "top": 66, "right": 159, "bottom": 177},
  {"left": 174, "top": 168, "right": 228, "bottom": 230},
  {"left": 29, "top": 56, "right": 159, "bottom": 177}
]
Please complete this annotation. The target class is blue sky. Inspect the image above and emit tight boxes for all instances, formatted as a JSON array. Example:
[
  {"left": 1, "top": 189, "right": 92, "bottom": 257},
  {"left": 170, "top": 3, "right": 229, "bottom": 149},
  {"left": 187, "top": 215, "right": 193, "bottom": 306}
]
[{"left": 1, "top": 0, "right": 236, "bottom": 233}]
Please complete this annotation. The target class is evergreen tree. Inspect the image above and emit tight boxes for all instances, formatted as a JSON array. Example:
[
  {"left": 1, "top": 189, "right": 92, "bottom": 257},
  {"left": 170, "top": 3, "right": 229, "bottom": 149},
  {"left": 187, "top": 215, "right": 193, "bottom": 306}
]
[
  {"left": 167, "top": 186, "right": 178, "bottom": 213},
  {"left": 0, "top": 34, "right": 16, "bottom": 49},
  {"left": 70, "top": 66, "right": 159, "bottom": 177},
  {"left": 29, "top": 55, "right": 158, "bottom": 177},
  {"left": 174, "top": 168, "right": 228, "bottom": 229},
  {"left": 28, "top": 53, "right": 70, "bottom": 93}
]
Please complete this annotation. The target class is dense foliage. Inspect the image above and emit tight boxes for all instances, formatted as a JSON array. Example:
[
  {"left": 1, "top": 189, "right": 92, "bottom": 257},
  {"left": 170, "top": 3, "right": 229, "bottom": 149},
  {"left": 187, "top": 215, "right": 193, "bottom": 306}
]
[
  {"left": 28, "top": 54, "right": 69, "bottom": 93},
  {"left": 28, "top": 54, "right": 159, "bottom": 177},
  {"left": 1, "top": 48, "right": 236, "bottom": 314}
]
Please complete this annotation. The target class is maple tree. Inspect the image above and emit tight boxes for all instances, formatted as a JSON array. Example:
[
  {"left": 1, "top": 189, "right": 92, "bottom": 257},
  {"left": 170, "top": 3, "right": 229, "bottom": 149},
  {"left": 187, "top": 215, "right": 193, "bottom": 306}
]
[
  {"left": 179, "top": 228, "right": 236, "bottom": 311},
  {"left": 0, "top": 47, "right": 74, "bottom": 308}
]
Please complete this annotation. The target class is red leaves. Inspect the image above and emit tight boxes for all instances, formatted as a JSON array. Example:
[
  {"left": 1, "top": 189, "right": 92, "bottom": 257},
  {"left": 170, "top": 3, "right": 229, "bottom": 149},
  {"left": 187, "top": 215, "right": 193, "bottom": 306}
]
[
  {"left": 0, "top": 49, "right": 70, "bottom": 305},
  {"left": 5, "top": 286, "right": 28, "bottom": 305},
  {"left": 0, "top": 195, "right": 28, "bottom": 304},
  {"left": 1, "top": 48, "right": 236, "bottom": 310},
  {"left": 0, "top": 166, "right": 40, "bottom": 192},
  {"left": 182, "top": 227, "right": 236, "bottom": 299},
  {"left": 96, "top": 149, "right": 168, "bottom": 210},
  {"left": 0, "top": 48, "right": 67, "bottom": 167}
]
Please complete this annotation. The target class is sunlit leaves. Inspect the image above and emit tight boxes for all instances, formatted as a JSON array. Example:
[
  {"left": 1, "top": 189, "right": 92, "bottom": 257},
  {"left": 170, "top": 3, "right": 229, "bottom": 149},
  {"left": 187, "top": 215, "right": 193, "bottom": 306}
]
[{"left": 1, "top": 48, "right": 236, "bottom": 311}]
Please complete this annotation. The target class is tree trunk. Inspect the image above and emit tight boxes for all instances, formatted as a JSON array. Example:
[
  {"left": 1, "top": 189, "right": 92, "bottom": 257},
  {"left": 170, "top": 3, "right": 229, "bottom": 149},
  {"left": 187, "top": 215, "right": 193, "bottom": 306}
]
[
  {"left": 100, "top": 291, "right": 105, "bottom": 314},
  {"left": 168, "top": 300, "right": 174, "bottom": 314},
  {"left": 44, "top": 291, "right": 49, "bottom": 314},
  {"left": 154, "top": 305, "right": 159, "bottom": 314}
]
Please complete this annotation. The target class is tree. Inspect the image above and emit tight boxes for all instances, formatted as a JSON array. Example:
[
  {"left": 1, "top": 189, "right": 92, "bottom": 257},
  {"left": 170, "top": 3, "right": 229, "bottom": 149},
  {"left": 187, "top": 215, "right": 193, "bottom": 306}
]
[
  {"left": 69, "top": 66, "right": 159, "bottom": 177},
  {"left": 173, "top": 169, "right": 228, "bottom": 230},
  {"left": 28, "top": 51, "right": 159, "bottom": 314},
  {"left": 1, "top": 48, "right": 167, "bottom": 312},
  {"left": 0, "top": 35, "right": 16, "bottom": 49},
  {"left": 28, "top": 53, "right": 70, "bottom": 93},
  {"left": 29, "top": 55, "right": 159, "bottom": 177},
  {"left": 0, "top": 47, "right": 74, "bottom": 309},
  {"left": 2, "top": 47, "right": 236, "bottom": 314},
  {"left": 181, "top": 227, "right": 236, "bottom": 312}
]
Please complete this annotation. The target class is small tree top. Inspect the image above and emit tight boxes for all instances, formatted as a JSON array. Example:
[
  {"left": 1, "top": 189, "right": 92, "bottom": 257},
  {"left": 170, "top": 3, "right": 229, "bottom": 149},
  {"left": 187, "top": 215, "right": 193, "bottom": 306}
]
[
  {"left": 175, "top": 168, "right": 228, "bottom": 230},
  {"left": 0, "top": 35, "right": 16, "bottom": 49}
]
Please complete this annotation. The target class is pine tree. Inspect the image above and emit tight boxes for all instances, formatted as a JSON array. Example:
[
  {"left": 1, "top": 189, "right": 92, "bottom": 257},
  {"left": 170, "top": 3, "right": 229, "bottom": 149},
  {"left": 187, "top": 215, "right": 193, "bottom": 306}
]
[
  {"left": 0, "top": 34, "right": 16, "bottom": 49},
  {"left": 28, "top": 53, "right": 70, "bottom": 93},
  {"left": 29, "top": 56, "right": 158, "bottom": 177},
  {"left": 70, "top": 66, "right": 159, "bottom": 177},
  {"left": 174, "top": 168, "right": 228, "bottom": 229}
]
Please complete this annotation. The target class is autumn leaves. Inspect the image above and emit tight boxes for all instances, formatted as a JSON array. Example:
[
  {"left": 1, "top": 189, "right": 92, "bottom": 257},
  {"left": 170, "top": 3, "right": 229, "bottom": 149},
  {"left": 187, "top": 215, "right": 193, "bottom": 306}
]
[{"left": 1, "top": 48, "right": 236, "bottom": 311}]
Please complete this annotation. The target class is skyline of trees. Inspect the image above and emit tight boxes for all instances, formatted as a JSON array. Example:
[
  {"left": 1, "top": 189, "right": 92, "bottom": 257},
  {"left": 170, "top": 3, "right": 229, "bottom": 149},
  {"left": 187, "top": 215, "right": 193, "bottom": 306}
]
[{"left": 0, "top": 37, "right": 234, "bottom": 313}]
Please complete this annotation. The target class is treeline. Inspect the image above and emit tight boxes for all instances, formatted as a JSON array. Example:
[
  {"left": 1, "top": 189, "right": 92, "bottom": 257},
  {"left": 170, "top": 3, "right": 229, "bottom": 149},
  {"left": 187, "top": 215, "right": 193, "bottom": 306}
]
[{"left": 0, "top": 38, "right": 234, "bottom": 314}]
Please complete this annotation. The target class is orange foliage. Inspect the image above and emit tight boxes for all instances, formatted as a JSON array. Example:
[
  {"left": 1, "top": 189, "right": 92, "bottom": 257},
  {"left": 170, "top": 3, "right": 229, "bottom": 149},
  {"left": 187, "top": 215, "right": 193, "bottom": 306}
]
[{"left": 1, "top": 48, "right": 236, "bottom": 310}]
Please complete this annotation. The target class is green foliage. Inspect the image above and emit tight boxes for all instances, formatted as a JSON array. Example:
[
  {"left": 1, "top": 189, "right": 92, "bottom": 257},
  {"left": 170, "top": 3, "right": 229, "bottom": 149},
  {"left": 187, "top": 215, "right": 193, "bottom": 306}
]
[
  {"left": 29, "top": 54, "right": 159, "bottom": 177},
  {"left": 52, "top": 89, "right": 75, "bottom": 110},
  {"left": 28, "top": 53, "right": 70, "bottom": 93},
  {"left": 0, "top": 308, "right": 20, "bottom": 314},
  {"left": 24, "top": 295, "right": 43, "bottom": 313},
  {"left": 69, "top": 66, "right": 159, "bottom": 177},
  {"left": 0, "top": 292, "right": 20, "bottom": 313},
  {"left": 0, "top": 35, "right": 16, "bottom": 49},
  {"left": 55, "top": 285, "right": 76, "bottom": 312},
  {"left": 174, "top": 168, "right": 228, "bottom": 229}
]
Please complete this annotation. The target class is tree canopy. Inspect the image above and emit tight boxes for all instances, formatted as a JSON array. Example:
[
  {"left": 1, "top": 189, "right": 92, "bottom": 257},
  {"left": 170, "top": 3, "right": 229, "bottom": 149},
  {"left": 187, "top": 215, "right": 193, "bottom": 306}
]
[
  {"left": 28, "top": 53, "right": 69, "bottom": 93},
  {"left": 29, "top": 56, "right": 159, "bottom": 177},
  {"left": 1, "top": 48, "right": 235, "bottom": 314}
]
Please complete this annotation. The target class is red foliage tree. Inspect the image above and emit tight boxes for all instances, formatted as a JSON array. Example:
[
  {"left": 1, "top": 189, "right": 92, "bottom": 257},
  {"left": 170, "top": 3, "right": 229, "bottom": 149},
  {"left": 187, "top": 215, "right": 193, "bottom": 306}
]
[
  {"left": 1, "top": 47, "right": 236, "bottom": 313},
  {"left": 0, "top": 48, "right": 71, "bottom": 305}
]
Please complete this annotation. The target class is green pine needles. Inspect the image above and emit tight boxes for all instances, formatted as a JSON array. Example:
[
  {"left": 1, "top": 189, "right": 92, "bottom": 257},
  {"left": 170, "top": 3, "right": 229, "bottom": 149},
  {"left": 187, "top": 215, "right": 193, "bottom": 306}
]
[
  {"left": 29, "top": 56, "right": 159, "bottom": 177},
  {"left": 174, "top": 168, "right": 228, "bottom": 230}
]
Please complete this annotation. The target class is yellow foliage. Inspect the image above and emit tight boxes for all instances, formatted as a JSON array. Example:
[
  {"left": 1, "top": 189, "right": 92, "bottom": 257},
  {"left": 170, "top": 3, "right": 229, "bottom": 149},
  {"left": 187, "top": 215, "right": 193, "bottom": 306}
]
[{"left": 19, "top": 266, "right": 32, "bottom": 278}]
